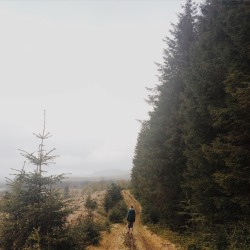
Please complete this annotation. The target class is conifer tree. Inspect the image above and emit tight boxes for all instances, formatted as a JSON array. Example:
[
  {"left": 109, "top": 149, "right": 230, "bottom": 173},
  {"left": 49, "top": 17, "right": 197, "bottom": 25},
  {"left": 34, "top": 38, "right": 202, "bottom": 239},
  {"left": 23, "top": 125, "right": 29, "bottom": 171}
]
[
  {"left": 0, "top": 111, "right": 73, "bottom": 250},
  {"left": 132, "top": 0, "right": 197, "bottom": 229},
  {"left": 182, "top": 0, "right": 250, "bottom": 247}
]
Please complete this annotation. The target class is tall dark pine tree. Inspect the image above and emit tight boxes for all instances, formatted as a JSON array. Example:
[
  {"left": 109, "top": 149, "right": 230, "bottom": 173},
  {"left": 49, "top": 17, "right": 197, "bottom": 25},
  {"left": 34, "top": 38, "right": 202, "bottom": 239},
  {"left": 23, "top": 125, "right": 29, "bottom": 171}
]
[
  {"left": 182, "top": 0, "right": 250, "bottom": 248},
  {"left": 132, "top": 0, "right": 197, "bottom": 230},
  {"left": 203, "top": 0, "right": 250, "bottom": 222},
  {"left": 131, "top": 120, "right": 160, "bottom": 223}
]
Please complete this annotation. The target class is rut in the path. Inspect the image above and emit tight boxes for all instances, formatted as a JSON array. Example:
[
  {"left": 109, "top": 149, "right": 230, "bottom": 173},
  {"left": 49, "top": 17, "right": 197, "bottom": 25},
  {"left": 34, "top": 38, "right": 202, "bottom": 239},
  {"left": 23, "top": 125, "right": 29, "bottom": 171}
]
[{"left": 124, "top": 233, "right": 137, "bottom": 250}]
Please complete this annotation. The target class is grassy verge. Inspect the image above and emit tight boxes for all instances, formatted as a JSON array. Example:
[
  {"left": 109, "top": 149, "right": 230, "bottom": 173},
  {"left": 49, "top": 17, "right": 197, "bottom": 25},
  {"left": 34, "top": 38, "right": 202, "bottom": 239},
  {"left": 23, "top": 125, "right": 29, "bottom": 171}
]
[{"left": 147, "top": 224, "right": 201, "bottom": 250}]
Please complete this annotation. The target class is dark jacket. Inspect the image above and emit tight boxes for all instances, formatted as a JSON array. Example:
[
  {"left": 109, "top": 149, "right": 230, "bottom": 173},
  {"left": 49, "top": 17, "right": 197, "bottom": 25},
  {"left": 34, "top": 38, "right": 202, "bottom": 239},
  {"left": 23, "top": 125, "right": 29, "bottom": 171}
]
[{"left": 127, "top": 208, "right": 135, "bottom": 222}]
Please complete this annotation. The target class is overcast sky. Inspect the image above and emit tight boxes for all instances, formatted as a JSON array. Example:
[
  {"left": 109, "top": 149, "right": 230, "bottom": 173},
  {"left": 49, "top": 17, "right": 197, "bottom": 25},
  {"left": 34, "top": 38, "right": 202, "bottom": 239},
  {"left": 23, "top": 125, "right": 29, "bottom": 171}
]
[{"left": 0, "top": 0, "right": 202, "bottom": 180}]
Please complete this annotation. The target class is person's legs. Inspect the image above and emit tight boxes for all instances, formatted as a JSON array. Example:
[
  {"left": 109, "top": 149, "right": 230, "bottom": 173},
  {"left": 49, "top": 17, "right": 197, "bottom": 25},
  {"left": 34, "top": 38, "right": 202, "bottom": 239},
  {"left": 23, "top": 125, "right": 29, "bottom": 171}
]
[
  {"left": 127, "top": 222, "right": 133, "bottom": 233},
  {"left": 130, "top": 222, "right": 133, "bottom": 233}
]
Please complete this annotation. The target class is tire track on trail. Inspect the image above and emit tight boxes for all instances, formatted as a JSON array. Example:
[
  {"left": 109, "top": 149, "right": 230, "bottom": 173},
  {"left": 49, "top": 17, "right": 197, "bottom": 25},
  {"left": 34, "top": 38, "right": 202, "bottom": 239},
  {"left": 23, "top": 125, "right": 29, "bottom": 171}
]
[{"left": 88, "top": 190, "right": 176, "bottom": 250}]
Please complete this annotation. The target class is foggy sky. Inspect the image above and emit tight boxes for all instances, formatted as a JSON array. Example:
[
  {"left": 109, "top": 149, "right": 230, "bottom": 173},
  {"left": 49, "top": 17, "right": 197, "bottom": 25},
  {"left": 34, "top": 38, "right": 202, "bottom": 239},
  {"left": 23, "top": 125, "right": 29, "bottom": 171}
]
[{"left": 0, "top": 1, "right": 203, "bottom": 180}]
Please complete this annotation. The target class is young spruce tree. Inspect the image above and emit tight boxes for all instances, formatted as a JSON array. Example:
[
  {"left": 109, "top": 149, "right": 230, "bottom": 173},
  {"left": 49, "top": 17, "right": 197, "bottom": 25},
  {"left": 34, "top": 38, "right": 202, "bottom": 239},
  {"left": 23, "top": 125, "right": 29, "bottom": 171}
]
[{"left": 0, "top": 112, "right": 73, "bottom": 250}]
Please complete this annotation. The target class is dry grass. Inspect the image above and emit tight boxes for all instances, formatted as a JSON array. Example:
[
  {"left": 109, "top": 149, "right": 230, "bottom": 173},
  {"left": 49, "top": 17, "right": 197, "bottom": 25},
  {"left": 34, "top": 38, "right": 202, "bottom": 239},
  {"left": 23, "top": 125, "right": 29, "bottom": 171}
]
[{"left": 67, "top": 189, "right": 107, "bottom": 224}]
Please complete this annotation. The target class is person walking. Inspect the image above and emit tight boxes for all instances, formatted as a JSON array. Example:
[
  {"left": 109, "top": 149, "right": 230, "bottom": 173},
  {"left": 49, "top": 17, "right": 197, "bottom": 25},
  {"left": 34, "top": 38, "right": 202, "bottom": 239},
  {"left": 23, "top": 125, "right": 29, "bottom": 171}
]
[{"left": 127, "top": 205, "right": 136, "bottom": 234}]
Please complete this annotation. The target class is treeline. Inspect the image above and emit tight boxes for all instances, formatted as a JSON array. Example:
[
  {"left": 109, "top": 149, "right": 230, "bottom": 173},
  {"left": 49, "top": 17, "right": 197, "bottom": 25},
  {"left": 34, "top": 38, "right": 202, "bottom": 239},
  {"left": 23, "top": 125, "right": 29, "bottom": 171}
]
[{"left": 131, "top": 0, "right": 250, "bottom": 249}]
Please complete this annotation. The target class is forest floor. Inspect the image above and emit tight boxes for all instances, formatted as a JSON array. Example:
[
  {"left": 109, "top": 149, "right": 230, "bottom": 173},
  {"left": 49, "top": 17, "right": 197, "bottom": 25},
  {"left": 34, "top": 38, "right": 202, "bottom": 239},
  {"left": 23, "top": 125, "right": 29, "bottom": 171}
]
[{"left": 87, "top": 190, "right": 176, "bottom": 250}]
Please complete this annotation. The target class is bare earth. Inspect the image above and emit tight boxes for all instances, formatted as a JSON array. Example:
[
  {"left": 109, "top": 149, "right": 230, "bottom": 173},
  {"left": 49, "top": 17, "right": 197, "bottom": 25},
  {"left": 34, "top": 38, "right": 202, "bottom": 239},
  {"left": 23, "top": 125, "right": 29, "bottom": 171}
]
[{"left": 87, "top": 190, "right": 176, "bottom": 250}]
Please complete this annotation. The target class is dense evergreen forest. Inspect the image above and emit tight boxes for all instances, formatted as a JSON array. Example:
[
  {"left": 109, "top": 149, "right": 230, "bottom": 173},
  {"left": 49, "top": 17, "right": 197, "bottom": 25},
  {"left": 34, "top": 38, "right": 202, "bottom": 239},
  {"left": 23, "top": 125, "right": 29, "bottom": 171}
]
[{"left": 131, "top": 0, "right": 250, "bottom": 249}]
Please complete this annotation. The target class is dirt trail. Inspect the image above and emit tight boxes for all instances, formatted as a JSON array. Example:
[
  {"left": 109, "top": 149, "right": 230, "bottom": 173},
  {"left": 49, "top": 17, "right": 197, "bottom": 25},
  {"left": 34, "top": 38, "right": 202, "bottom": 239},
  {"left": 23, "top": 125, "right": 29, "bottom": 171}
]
[{"left": 87, "top": 190, "right": 176, "bottom": 250}]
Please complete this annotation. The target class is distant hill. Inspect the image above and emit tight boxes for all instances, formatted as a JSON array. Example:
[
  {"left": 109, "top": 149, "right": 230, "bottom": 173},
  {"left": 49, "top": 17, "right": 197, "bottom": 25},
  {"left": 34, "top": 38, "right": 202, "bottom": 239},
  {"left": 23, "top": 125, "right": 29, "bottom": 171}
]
[
  {"left": 58, "top": 169, "right": 130, "bottom": 190},
  {"left": 63, "top": 169, "right": 130, "bottom": 183},
  {"left": 89, "top": 169, "right": 130, "bottom": 180}
]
